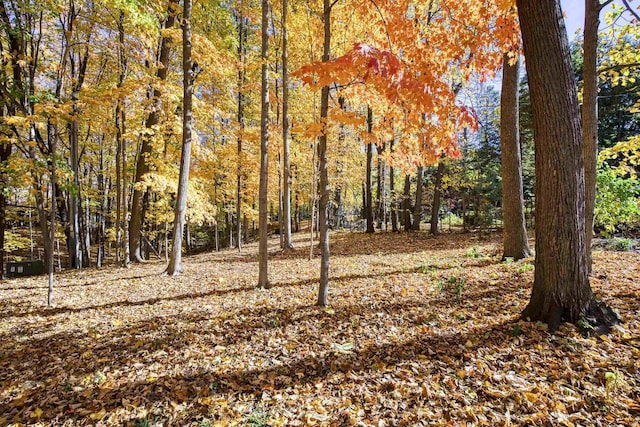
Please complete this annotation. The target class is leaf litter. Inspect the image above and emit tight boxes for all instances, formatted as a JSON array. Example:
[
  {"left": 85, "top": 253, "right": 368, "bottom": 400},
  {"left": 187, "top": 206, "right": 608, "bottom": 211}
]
[{"left": 0, "top": 231, "right": 639, "bottom": 426}]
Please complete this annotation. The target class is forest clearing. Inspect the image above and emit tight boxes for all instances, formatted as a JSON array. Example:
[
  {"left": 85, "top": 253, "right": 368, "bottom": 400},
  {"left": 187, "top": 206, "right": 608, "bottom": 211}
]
[
  {"left": 1, "top": 231, "right": 639, "bottom": 426},
  {"left": 2, "top": 0, "right": 640, "bottom": 425}
]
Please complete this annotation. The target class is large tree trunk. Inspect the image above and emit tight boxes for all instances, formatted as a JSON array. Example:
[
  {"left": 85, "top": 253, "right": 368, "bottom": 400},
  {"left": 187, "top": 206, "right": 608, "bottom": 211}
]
[
  {"left": 258, "top": 0, "right": 270, "bottom": 288},
  {"left": 129, "top": 1, "right": 177, "bottom": 262},
  {"left": 582, "top": 0, "right": 600, "bottom": 273},
  {"left": 430, "top": 161, "right": 445, "bottom": 235},
  {"left": 500, "top": 53, "right": 531, "bottom": 260},
  {"left": 166, "top": 0, "right": 193, "bottom": 276},
  {"left": 316, "top": 0, "right": 331, "bottom": 306},
  {"left": 365, "top": 107, "right": 374, "bottom": 234},
  {"left": 412, "top": 166, "right": 424, "bottom": 231},
  {"left": 517, "top": 0, "right": 617, "bottom": 333},
  {"left": 281, "top": 0, "right": 293, "bottom": 249}
]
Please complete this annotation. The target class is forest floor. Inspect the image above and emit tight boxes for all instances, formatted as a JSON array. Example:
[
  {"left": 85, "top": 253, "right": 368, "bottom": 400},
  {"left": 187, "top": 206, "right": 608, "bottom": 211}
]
[{"left": 0, "top": 231, "right": 639, "bottom": 426}]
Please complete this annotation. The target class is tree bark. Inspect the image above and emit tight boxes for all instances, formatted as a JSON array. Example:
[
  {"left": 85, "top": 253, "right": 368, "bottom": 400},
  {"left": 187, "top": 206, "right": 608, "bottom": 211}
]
[
  {"left": 376, "top": 142, "right": 386, "bottom": 229},
  {"left": 281, "top": 0, "right": 293, "bottom": 249},
  {"left": 316, "top": 0, "right": 331, "bottom": 306},
  {"left": 500, "top": 53, "right": 531, "bottom": 260},
  {"left": 365, "top": 107, "right": 374, "bottom": 234},
  {"left": 166, "top": 0, "right": 194, "bottom": 276},
  {"left": 258, "top": 0, "right": 270, "bottom": 288},
  {"left": 389, "top": 139, "right": 398, "bottom": 232},
  {"left": 403, "top": 175, "right": 412, "bottom": 231},
  {"left": 236, "top": 7, "right": 247, "bottom": 252},
  {"left": 47, "top": 124, "right": 57, "bottom": 306},
  {"left": 582, "top": 0, "right": 600, "bottom": 273},
  {"left": 412, "top": 166, "right": 424, "bottom": 231},
  {"left": 129, "top": 0, "right": 177, "bottom": 262},
  {"left": 430, "top": 161, "right": 445, "bottom": 235},
  {"left": 517, "top": 0, "right": 617, "bottom": 333},
  {"left": 0, "top": 141, "right": 10, "bottom": 278},
  {"left": 115, "top": 10, "right": 128, "bottom": 267}
]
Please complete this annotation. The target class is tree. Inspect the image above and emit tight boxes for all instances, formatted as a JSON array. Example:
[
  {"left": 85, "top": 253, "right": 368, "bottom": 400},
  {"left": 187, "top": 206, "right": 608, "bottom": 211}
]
[
  {"left": 166, "top": 0, "right": 194, "bottom": 276},
  {"left": 430, "top": 161, "right": 445, "bottom": 235},
  {"left": 365, "top": 107, "right": 374, "bottom": 233},
  {"left": 235, "top": 2, "right": 247, "bottom": 252},
  {"left": 281, "top": 0, "right": 293, "bottom": 249},
  {"left": 316, "top": 0, "right": 331, "bottom": 306},
  {"left": 500, "top": 53, "right": 531, "bottom": 260},
  {"left": 412, "top": 166, "right": 424, "bottom": 231},
  {"left": 517, "top": 0, "right": 617, "bottom": 332},
  {"left": 129, "top": 0, "right": 178, "bottom": 263},
  {"left": 258, "top": 0, "right": 270, "bottom": 288},
  {"left": 582, "top": 0, "right": 613, "bottom": 272}
]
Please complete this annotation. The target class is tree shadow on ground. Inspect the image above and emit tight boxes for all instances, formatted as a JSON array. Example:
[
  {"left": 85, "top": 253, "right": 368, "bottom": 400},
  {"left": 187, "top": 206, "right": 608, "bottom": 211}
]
[
  {"left": 0, "top": 316, "right": 522, "bottom": 424},
  {"left": 209, "top": 231, "right": 499, "bottom": 264},
  {"left": 0, "top": 255, "right": 505, "bottom": 320}
]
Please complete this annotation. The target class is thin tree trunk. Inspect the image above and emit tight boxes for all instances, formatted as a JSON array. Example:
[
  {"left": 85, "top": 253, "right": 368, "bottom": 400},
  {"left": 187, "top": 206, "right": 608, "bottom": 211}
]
[
  {"left": 0, "top": 139, "right": 10, "bottom": 278},
  {"left": 365, "top": 107, "right": 374, "bottom": 233},
  {"left": 403, "top": 175, "right": 412, "bottom": 231},
  {"left": 67, "top": 4, "right": 88, "bottom": 269},
  {"left": 430, "top": 161, "right": 445, "bottom": 235},
  {"left": 412, "top": 166, "right": 424, "bottom": 230},
  {"left": 47, "top": 123, "right": 57, "bottom": 306},
  {"left": 582, "top": 0, "right": 600, "bottom": 273},
  {"left": 316, "top": 0, "right": 331, "bottom": 306},
  {"left": 310, "top": 138, "right": 317, "bottom": 259},
  {"left": 500, "top": 53, "right": 531, "bottom": 260},
  {"left": 129, "top": 0, "right": 177, "bottom": 262},
  {"left": 236, "top": 7, "right": 247, "bottom": 252},
  {"left": 167, "top": 0, "right": 194, "bottom": 276},
  {"left": 517, "top": 0, "right": 617, "bottom": 333},
  {"left": 258, "top": 0, "right": 270, "bottom": 288},
  {"left": 115, "top": 10, "right": 128, "bottom": 267},
  {"left": 389, "top": 140, "right": 398, "bottom": 232},
  {"left": 376, "top": 142, "right": 386, "bottom": 229},
  {"left": 282, "top": 0, "right": 293, "bottom": 249}
]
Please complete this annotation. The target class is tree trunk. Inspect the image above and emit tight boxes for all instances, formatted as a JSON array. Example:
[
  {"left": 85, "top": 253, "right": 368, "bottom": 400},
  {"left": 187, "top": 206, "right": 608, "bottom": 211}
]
[
  {"left": 376, "top": 142, "right": 386, "bottom": 229},
  {"left": 67, "top": 5, "right": 90, "bottom": 269},
  {"left": 389, "top": 139, "right": 398, "bottom": 232},
  {"left": 0, "top": 141, "right": 10, "bottom": 278},
  {"left": 365, "top": 107, "right": 374, "bottom": 233},
  {"left": 236, "top": 9, "right": 247, "bottom": 252},
  {"left": 430, "top": 161, "right": 445, "bottom": 235},
  {"left": 517, "top": 0, "right": 617, "bottom": 333},
  {"left": 412, "top": 166, "right": 424, "bottom": 231},
  {"left": 47, "top": 123, "right": 57, "bottom": 306},
  {"left": 129, "top": 1, "right": 177, "bottom": 262},
  {"left": 281, "top": 0, "right": 293, "bottom": 249},
  {"left": 258, "top": 0, "right": 270, "bottom": 288},
  {"left": 402, "top": 175, "right": 412, "bottom": 231},
  {"left": 166, "top": 0, "right": 193, "bottom": 276},
  {"left": 316, "top": 0, "right": 331, "bottom": 306},
  {"left": 582, "top": 0, "right": 600, "bottom": 273},
  {"left": 500, "top": 53, "right": 531, "bottom": 260}
]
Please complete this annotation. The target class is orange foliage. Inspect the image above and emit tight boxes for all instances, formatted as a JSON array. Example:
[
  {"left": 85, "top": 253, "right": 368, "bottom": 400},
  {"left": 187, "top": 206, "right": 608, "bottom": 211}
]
[{"left": 293, "top": 0, "right": 520, "bottom": 166}]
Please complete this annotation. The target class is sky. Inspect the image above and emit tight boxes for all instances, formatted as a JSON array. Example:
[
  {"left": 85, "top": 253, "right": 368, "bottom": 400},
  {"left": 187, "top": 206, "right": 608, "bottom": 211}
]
[{"left": 562, "top": 0, "right": 586, "bottom": 39}]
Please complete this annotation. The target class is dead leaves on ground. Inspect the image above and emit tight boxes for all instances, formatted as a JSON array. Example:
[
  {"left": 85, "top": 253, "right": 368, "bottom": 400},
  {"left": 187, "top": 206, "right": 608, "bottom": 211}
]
[{"left": 0, "top": 232, "right": 639, "bottom": 426}]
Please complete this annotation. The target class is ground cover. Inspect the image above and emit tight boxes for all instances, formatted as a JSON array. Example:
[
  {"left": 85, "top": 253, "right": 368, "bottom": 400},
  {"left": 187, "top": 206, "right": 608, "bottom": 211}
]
[{"left": 0, "top": 231, "right": 639, "bottom": 426}]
